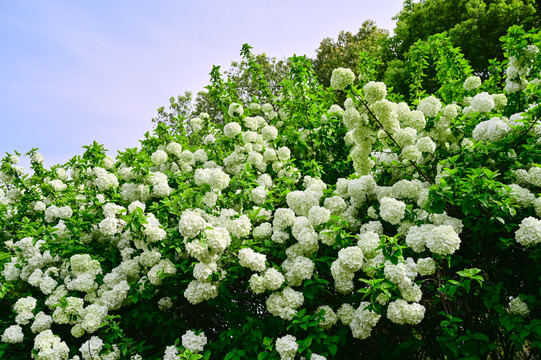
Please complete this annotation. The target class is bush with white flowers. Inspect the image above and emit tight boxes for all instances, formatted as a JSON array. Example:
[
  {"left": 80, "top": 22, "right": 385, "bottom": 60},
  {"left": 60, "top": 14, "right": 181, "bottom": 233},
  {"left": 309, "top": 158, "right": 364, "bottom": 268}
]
[{"left": 0, "top": 27, "right": 540, "bottom": 360}]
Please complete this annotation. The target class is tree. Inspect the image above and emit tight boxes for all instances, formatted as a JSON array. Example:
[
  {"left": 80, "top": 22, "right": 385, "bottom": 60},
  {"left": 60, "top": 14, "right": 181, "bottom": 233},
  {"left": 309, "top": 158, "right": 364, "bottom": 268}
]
[
  {"left": 152, "top": 49, "right": 289, "bottom": 134},
  {"left": 390, "top": 0, "right": 540, "bottom": 75},
  {"left": 313, "top": 20, "right": 388, "bottom": 88}
]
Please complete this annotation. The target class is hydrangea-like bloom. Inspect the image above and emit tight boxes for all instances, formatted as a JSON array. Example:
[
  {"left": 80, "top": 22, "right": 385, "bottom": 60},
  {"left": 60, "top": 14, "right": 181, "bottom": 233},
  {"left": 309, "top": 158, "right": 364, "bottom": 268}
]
[
  {"left": 463, "top": 76, "right": 482, "bottom": 91},
  {"left": 315, "top": 305, "right": 338, "bottom": 330},
  {"left": 330, "top": 68, "right": 355, "bottom": 90},
  {"left": 276, "top": 334, "right": 298, "bottom": 360},
  {"left": 425, "top": 225, "right": 461, "bottom": 255},
  {"left": 379, "top": 197, "right": 406, "bottom": 225},
  {"left": 266, "top": 286, "right": 304, "bottom": 320},
  {"left": 179, "top": 210, "right": 207, "bottom": 239},
  {"left": 364, "top": 81, "right": 387, "bottom": 103},
  {"left": 417, "top": 96, "right": 442, "bottom": 118},
  {"left": 508, "top": 297, "right": 530, "bottom": 317},
  {"left": 417, "top": 258, "right": 436, "bottom": 276},
  {"left": 181, "top": 330, "right": 207, "bottom": 353},
  {"left": 150, "top": 150, "right": 168, "bottom": 165},
  {"left": 473, "top": 117, "right": 511, "bottom": 143},
  {"left": 1, "top": 325, "right": 24, "bottom": 343},
  {"left": 471, "top": 92, "right": 495, "bottom": 113},
  {"left": 349, "top": 302, "right": 381, "bottom": 339},
  {"left": 224, "top": 122, "right": 242, "bottom": 138},
  {"left": 515, "top": 217, "right": 541, "bottom": 246},
  {"left": 239, "top": 248, "right": 266, "bottom": 272},
  {"left": 387, "top": 299, "right": 425, "bottom": 325},
  {"left": 228, "top": 103, "right": 244, "bottom": 117}
]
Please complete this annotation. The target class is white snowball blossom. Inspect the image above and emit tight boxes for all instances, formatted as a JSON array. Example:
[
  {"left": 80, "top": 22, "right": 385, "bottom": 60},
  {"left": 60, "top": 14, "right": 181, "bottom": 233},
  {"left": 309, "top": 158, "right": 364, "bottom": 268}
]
[
  {"left": 330, "top": 68, "right": 355, "bottom": 90},
  {"left": 181, "top": 330, "right": 207, "bottom": 353},
  {"left": 276, "top": 334, "right": 298, "bottom": 360},
  {"left": 515, "top": 217, "right": 541, "bottom": 246}
]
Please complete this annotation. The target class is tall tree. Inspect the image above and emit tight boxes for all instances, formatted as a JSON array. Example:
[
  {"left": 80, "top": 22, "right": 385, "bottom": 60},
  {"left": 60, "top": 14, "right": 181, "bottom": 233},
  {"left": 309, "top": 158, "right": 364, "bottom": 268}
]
[
  {"left": 391, "top": 0, "right": 540, "bottom": 75},
  {"left": 313, "top": 20, "right": 388, "bottom": 88}
]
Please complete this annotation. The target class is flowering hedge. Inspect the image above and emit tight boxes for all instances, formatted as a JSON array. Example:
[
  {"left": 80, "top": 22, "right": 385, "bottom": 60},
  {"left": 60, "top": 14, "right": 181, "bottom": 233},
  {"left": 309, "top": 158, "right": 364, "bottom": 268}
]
[{"left": 0, "top": 26, "right": 540, "bottom": 359}]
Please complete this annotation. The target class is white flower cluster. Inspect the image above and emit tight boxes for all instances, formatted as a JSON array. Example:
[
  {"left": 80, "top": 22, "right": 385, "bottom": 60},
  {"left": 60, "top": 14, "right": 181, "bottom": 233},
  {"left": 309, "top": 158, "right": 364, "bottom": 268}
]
[
  {"left": 151, "top": 150, "right": 168, "bottom": 165},
  {"left": 1, "top": 325, "right": 24, "bottom": 343},
  {"left": 282, "top": 256, "right": 314, "bottom": 286},
  {"left": 331, "top": 246, "right": 364, "bottom": 294},
  {"left": 387, "top": 299, "right": 425, "bottom": 325},
  {"left": 181, "top": 330, "right": 207, "bottom": 353},
  {"left": 349, "top": 302, "right": 381, "bottom": 339},
  {"left": 224, "top": 122, "right": 242, "bottom": 138},
  {"left": 45, "top": 205, "right": 73, "bottom": 222},
  {"left": 470, "top": 92, "right": 495, "bottom": 113},
  {"left": 364, "top": 81, "right": 387, "bottom": 104},
  {"left": 228, "top": 103, "right": 244, "bottom": 117},
  {"left": 266, "top": 286, "right": 304, "bottom": 320},
  {"left": 276, "top": 334, "right": 298, "bottom": 360},
  {"left": 463, "top": 76, "right": 482, "bottom": 91},
  {"left": 379, "top": 197, "right": 406, "bottom": 225},
  {"left": 406, "top": 224, "right": 461, "bottom": 255},
  {"left": 194, "top": 167, "right": 230, "bottom": 191},
  {"left": 508, "top": 297, "right": 530, "bottom": 317},
  {"left": 515, "top": 216, "right": 541, "bottom": 246},
  {"left": 315, "top": 305, "right": 338, "bottom": 330},
  {"left": 417, "top": 96, "right": 442, "bottom": 118},
  {"left": 417, "top": 258, "right": 436, "bottom": 276},
  {"left": 35, "top": 330, "right": 70, "bottom": 359},
  {"left": 179, "top": 210, "right": 207, "bottom": 239},
  {"left": 249, "top": 268, "right": 285, "bottom": 293},
  {"left": 238, "top": 248, "right": 266, "bottom": 272},
  {"left": 330, "top": 68, "right": 355, "bottom": 90}
]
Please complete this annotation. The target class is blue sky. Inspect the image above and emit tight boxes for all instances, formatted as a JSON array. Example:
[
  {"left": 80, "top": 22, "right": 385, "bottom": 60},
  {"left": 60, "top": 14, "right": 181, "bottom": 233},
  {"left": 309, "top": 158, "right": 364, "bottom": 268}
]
[{"left": 0, "top": 0, "right": 404, "bottom": 168}]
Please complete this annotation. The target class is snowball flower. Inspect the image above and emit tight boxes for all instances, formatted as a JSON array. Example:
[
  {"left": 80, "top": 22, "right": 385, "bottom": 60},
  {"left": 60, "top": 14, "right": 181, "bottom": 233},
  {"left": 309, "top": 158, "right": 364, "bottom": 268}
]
[
  {"left": 224, "top": 122, "right": 242, "bottom": 138},
  {"left": 417, "top": 258, "right": 436, "bottom": 276},
  {"left": 150, "top": 150, "right": 168, "bottom": 165},
  {"left": 417, "top": 96, "right": 442, "bottom": 118},
  {"left": 1, "top": 325, "right": 24, "bottom": 343},
  {"left": 178, "top": 210, "right": 207, "bottom": 239},
  {"left": 515, "top": 217, "right": 541, "bottom": 246},
  {"left": 463, "top": 76, "right": 482, "bottom": 91},
  {"left": 508, "top": 297, "right": 530, "bottom": 317},
  {"left": 276, "top": 335, "right": 298, "bottom": 360},
  {"left": 425, "top": 225, "right": 461, "bottom": 255},
  {"left": 330, "top": 68, "right": 355, "bottom": 90},
  {"left": 238, "top": 248, "right": 266, "bottom": 272},
  {"left": 379, "top": 197, "right": 406, "bottom": 225},
  {"left": 472, "top": 118, "right": 511, "bottom": 143},
  {"left": 364, "top": 81, "right": 387, "bottom": 103},
  {"left": 228, "top": 103, "right": 244, "bottom": 117},
  {"left": 471, "top": 92, "right": 495, "bottom": 113},
  {"left": 181, "top": 330, "right": 207, "bottom": 353}
]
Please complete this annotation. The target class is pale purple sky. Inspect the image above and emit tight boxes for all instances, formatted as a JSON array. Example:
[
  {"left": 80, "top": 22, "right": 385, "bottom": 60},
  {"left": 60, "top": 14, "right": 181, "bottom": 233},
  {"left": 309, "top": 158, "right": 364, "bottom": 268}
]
[{"left": 1, "top": 0, "right": 404, "bottom": 167}]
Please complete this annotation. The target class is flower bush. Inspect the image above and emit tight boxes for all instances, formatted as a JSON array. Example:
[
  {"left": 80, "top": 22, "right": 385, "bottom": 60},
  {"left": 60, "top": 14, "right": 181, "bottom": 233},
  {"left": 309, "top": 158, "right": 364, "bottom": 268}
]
[{"left": 0, "top": 27, "right": 540, "bottom": 359}]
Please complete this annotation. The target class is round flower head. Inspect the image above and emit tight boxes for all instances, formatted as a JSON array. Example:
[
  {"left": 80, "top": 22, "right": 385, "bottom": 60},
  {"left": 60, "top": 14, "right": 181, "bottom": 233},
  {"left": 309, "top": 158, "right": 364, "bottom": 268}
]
[
  {"left": 276, "top": 334, "right": 298, "bottom": 360},
  {"left": 228, "top": 103, "right": 244, "bottom": 117},
  {"left": 463, "top": 76, "right": 482, "bottom": 91},
  {"left": 417, "top": 96, "right": 442, "bottom": 118},
  {"left": 181, "top": 330, "right": 207, "bottom": 353},
  {"left": 330, "top": 68, "right": 355, "bottom": 90},
  {"left": 364, "top": 81, "right": 387, "bottom": 103},
  {"left": 508, "top": 297, "right": 530, "bottom": 317},
  {"left": 471, "top": 92, "right": 495, "bottom": 113},
  {"left": 515, "top": 216, "right": 541, "bottom": 246},
  {"left": 224, "top": 122, "right": 242, "bottom": 138}
]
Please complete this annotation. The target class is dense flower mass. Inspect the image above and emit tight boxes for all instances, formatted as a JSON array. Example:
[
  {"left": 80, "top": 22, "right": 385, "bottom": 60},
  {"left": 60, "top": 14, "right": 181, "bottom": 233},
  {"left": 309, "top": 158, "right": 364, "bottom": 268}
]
[{"left": 1, "top": 28, "right": 541, "bottom": 360}]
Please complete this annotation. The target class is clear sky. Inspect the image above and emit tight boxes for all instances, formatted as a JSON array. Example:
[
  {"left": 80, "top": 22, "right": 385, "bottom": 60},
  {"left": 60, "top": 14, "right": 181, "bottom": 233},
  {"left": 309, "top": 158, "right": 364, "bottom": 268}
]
[{"left": 0, "top": 0, "right": 405, "bottom": 168}]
